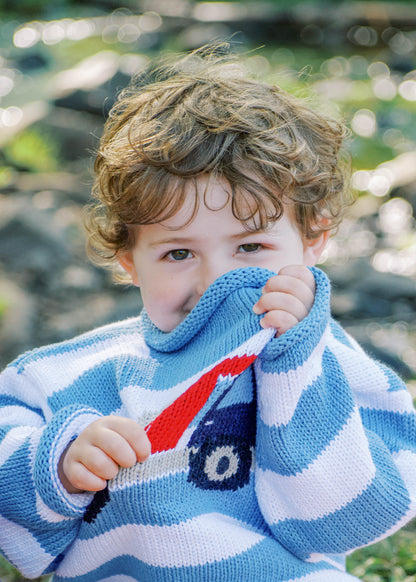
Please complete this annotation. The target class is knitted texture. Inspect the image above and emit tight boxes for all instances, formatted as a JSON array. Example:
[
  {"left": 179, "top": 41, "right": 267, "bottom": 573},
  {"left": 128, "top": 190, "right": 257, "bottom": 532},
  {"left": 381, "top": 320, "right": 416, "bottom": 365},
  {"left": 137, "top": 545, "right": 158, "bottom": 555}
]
[{"left": 0, "top": 267, "right": 415, "bottom": 582}]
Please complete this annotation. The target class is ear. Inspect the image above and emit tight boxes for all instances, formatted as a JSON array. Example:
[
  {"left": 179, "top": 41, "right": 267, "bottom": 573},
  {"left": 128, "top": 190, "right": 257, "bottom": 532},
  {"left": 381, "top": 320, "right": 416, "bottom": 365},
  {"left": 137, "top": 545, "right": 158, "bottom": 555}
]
[
  {"left": 117, "top": 252, "right": 140, "bottom": 286},
  {"left": 302, "top": 229, "right": 331, "bottom": 267}
]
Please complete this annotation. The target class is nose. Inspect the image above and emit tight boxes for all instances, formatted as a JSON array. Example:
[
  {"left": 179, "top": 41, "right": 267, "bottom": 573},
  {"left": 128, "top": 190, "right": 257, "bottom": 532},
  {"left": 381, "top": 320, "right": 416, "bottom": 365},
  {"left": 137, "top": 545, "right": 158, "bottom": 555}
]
[{"left": 196, "top": 260, "right": 230, "bottom": 297}]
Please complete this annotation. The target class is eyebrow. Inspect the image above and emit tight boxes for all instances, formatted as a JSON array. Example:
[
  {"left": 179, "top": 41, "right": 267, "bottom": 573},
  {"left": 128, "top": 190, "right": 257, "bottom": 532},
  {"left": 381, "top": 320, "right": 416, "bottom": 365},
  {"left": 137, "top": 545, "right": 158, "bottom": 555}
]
[
  {"left": 149, "top": 237, "right": 197, "bottom": 248},
  {"left": 149, "top": 229, "right": 268, "bottom": 248},
  {"left": 230, "top": 229, "right": 267, "bottom": 239}
]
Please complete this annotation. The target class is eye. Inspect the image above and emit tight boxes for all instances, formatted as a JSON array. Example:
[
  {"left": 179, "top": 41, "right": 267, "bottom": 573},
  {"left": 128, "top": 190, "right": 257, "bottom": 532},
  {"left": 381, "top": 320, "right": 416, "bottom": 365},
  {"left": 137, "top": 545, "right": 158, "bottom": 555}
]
[
  {"left": 167, "top": 249, "right": 191, "bottom": 261},
  {"left": 239, "top": 243, "right": 261, "bottom": 253}
]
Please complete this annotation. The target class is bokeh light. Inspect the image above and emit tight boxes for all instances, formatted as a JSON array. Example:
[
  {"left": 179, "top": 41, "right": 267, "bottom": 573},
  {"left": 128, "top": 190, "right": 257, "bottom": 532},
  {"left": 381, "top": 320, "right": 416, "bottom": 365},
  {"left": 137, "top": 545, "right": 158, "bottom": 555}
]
[
  {"left": 399, "top": 79, "right": 416, "bottom": 101},
  {"left": 351, "top": 109, "right": 377, "bottom": 137}
]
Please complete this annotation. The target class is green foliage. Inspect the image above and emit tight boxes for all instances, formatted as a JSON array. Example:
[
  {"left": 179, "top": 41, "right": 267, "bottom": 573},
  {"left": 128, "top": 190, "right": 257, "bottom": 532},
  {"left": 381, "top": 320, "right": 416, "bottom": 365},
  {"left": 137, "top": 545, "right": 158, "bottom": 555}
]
[
  {"left": 6, "top": 0, "right": 68, "bottom": 7},
  {"left": 347, "top": 521, "right": 416, "bottom": 581},
  {"left": 0, "top": 0, "right": 71, "bottom": 17},
  {"left": 0, "top": 166, "right": 15, "bottom": 188},
  {"left": 0, "top": 554, "right": 50, "bottom": 581},
  {"left": 0, "top": 555, "right": 28, "bottom": 581},
  {"left": 0, "top": 295, "right": 10, "bottom": 321},
  {"left": 348, "top": 137, "right": 395, "bottom": 170},
  {"left": 0, "top": 555, "right": 21, "bottom": 580},
  {"left": 4, "top": 129, "right": 59, "bottom": 173}
]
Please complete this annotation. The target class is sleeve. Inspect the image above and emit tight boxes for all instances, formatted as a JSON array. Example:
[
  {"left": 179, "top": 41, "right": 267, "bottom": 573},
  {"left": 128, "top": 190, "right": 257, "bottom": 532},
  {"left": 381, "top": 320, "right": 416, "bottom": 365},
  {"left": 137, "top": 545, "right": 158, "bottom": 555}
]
[
  {"left": 254, "top": 268, "right": 416, "bottom": 561},
  {"left": 0, "top": 363, "right": 101, "bottom": 579}
]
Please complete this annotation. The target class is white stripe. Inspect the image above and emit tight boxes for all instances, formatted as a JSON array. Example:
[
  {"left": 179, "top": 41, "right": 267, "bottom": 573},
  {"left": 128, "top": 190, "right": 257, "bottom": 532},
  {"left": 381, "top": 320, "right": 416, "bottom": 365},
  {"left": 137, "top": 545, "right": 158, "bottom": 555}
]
[
  {"left": 35, "top": 491, "right": 75, "bottom": 523},
  {"left": 328, "top": 332, "right": 390, "bottom": 394},
  {"left": 121, "top": 372, "right": 202, "bottom": 425},
  {"left": 176, "top": 425, "right": 196, "bottom": 449},
  {"left": 0, "top": 426, "right": 34, "bottom": 468},
  {"left": 20, "top": 335, "right": 151, "bottom": 399},
  {"left": 357, "top": 388, "right": 414, "bottom": 414},
  {"left": 0, "top": 515, "right": 54, "bottom": 578},
  {"left": 329, "top": 332, "right": 414, "bottom": 413},
  {"left": 57, "top": 513, "right": 265, "bottom": 576},
  {"left": 1, "top": 366, "right": 50, "bottom": 411},
  {"left": 122, "top": 329, "right": 273, "bottom": 424},
  {"left": 257, "top": 329, "right": 328, "bottom": 427},
  {"left": 256, "top": 408, "right": 376, "bottom": 522},
  {"left": 0, "top": 406, "right": 43, "bottom": 428}
]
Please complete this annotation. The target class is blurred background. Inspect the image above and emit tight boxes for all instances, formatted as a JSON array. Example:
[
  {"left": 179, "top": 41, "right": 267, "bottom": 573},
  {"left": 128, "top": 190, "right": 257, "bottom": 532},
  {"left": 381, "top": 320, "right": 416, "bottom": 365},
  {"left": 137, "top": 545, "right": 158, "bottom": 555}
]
[{"left": 0, "top": 0, "right": 416, "bottom": 580}]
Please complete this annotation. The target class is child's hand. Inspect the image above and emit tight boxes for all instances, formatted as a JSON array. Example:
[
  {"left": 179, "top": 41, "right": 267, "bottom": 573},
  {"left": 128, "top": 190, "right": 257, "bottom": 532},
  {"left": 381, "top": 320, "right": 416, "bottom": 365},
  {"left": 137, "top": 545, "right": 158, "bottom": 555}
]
[
  {"left": 58, "top": 416, "right": 151, "bottom": 493},
  {"left": 253, "top": 265, "right": 316, "bottom": 337}
]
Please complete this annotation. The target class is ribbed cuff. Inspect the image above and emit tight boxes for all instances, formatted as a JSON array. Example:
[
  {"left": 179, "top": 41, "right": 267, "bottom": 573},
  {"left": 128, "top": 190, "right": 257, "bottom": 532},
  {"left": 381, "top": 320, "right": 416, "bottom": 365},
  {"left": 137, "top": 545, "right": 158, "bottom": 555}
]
[{"left": 34, "top": 405, "right": 102, "bottom": 517}]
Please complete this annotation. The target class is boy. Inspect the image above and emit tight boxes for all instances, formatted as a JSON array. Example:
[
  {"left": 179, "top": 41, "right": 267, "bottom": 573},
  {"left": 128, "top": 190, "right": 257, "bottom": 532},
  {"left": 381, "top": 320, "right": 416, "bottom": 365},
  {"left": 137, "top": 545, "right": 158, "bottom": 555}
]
[{"left": 0, "top": 43, "right": 415, "bottom": 582}]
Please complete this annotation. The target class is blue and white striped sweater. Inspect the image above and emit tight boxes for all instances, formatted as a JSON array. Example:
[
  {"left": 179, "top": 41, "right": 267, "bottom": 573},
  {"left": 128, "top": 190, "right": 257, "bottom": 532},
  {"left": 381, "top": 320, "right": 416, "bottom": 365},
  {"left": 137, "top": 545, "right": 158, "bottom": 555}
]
[{"left": 0, "top": 267, "right": 415, "bottom": 581}]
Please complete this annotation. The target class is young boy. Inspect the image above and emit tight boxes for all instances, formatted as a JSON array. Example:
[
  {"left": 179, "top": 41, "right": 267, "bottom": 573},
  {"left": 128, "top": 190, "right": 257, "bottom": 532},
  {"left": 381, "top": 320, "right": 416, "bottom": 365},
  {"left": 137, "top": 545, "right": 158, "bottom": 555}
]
[{"left": 0, "top": 43, "right": 415, "bottom": 582}]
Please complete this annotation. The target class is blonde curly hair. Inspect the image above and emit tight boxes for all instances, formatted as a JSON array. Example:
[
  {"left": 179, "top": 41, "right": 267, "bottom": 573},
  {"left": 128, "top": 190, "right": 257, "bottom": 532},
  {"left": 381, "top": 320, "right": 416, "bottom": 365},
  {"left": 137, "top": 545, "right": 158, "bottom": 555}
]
[{"left": 86, "top": 42, "right": 350, "bottom": 278}]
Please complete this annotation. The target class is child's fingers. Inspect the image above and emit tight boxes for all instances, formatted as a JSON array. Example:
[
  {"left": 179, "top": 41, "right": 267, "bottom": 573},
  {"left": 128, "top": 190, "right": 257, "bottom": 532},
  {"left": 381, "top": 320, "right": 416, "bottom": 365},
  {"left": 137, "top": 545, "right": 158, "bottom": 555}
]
[
  {"left": 87, "top": 425, "right": 142, "bottom": 468},
  {"left": 79, "top": 416, "right": 151, "bottom": 464},
  {"left": 75, "top": 444, "right": 123, "bottom": 479},
  {"left": 254, "top": 290, "right": 310, "bottom": 322},
  {"left": 253, "top": 276, "right": 315, "bottom": 317},
  {"left": 252, "top": 266, "right": 317, "bottom": 336},
  {"left": 60, "top": 416, "right": 151, "bottom": 493},
  {"left": 101, "top": 417, "right": 152, "bottom": 463},
  {"left": 258, "top": 309, "right": 299, "bottom": 335},
  {"left": 264, "top": 276, "right": 315, "bottom": 306},
  {"left": 64, "top": 459, "right": 108, "bottom": 493},
  {"left": 62, "top": 440, "right": 121, "bottom": 491},
  {"left": 277, "top": 264, "right": 316, "bottom": 289},
  {"left": 262, "top": 270, "right": 315, "bottom": 306}
]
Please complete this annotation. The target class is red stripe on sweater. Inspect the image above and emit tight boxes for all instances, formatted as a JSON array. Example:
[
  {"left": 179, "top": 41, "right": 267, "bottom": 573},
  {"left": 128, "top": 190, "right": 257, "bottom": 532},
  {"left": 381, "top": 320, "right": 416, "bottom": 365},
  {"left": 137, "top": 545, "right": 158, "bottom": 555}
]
[{"left": 145, "top": 353, "right": 257, "bottom": 453}]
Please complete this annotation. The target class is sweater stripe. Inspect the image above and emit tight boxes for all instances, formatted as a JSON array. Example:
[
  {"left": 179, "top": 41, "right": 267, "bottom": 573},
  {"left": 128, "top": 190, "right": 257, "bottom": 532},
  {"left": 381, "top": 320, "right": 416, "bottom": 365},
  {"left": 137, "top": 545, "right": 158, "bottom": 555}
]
[
  {"left": 256, "top": 407, "right": 376, "bottom": 523},
  {"left": 0, "top": 515, "right": 54, "bottom": 578},
  {"left": 57, "top": 514, "right": 265, "bottom": 575}
]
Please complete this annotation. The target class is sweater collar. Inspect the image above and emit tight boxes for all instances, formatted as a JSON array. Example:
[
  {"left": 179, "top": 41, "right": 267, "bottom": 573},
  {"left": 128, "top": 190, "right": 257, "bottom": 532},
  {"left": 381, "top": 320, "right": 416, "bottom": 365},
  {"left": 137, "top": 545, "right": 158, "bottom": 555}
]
[
  {"left": 140, "top": 267, "right": 275, "bottom": 353},
  {"left": 140, "top": 266, "right": 331, "bottom": 354}
]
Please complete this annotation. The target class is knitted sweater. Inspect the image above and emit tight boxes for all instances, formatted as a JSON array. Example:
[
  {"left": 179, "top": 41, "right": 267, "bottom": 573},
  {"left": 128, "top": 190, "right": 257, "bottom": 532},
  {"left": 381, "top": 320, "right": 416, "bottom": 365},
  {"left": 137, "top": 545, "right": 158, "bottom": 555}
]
[{"left": 0, "top": 267, "right": 415, "bottom": 582}]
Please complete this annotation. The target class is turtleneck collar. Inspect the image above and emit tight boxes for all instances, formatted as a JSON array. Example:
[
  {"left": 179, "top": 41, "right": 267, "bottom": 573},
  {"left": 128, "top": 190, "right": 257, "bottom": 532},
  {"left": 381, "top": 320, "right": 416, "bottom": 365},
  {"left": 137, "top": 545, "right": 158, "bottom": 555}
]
[
  {"left": 139, "top": 266, "right": 330, "bottom": 355},
  {"left": 140, "top": 267, "right": 275, "bottom": 353}
]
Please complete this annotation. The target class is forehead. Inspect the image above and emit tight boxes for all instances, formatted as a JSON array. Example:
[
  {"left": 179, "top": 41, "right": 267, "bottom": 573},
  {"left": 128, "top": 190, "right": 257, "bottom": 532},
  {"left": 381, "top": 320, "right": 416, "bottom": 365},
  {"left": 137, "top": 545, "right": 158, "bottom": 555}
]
[
  {"left": 162, "top": 173, "right": 279, "bottom": 229},
  {"left": 167, "top": 174, "right": 232, "bottom": 226},
  {"left": 137, "top": 177, "right": 237, "bottom": 242}
]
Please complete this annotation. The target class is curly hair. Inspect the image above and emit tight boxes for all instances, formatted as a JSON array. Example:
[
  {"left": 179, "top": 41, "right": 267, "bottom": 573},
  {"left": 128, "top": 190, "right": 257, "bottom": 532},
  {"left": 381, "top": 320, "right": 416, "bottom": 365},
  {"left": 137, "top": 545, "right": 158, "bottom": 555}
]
[{"left": 86, "top": 42, "right": 350, "bottom": 278}]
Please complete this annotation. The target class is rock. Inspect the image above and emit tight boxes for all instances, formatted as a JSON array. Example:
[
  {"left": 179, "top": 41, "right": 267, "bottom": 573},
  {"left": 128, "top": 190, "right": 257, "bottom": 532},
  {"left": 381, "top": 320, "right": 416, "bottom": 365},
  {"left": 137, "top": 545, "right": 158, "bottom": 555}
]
[
  {"left": 38, "top": 107, "right": 102, "bottom": 163},
  {"left": 15, "top": 171, "right": 90, "bottom": 202},
  {"left": 50, "top": 51, "right": 121, "bottom": 98},
  {"left": 0, "top": 194, "right": 71, "bottom": 283},
  {"left": 351, "top": 270, "right": 416, "bottom": 302},
  {"left": 54, "top": 70, "right": 132, "bottom": 117},
  {"left": 15, "top": 51, "right": 49, "bottom": 73}
]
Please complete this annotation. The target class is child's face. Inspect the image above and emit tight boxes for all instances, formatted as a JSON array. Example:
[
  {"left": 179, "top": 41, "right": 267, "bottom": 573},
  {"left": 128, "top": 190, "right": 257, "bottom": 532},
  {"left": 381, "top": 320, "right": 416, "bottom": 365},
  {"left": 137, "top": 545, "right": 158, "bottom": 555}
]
[{"left": 118, "top": 175, "right": 328, "bottom": 332}]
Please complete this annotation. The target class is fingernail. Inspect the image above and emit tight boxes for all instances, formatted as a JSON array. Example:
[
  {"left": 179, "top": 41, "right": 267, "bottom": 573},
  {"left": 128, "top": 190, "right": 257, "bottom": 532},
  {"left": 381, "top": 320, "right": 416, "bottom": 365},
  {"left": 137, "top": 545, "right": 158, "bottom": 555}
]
[{"left": 253, "top": 303, "right": 261, "bottom": 314}]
